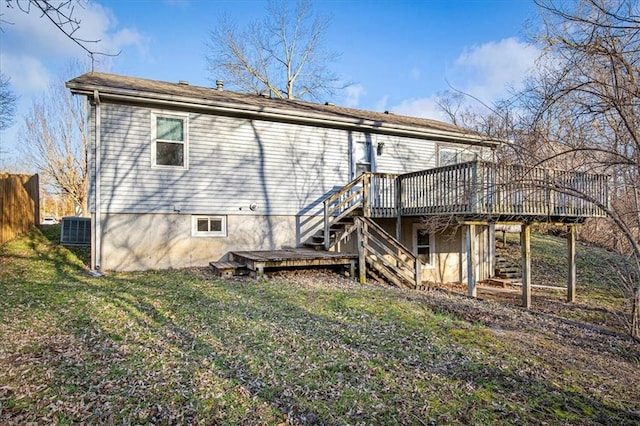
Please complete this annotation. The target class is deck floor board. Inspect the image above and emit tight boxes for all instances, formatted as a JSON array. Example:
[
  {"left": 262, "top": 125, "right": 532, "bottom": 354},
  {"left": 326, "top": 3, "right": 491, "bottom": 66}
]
[{"left": 230, "top": 248, "right": 357, "bottom": 271}]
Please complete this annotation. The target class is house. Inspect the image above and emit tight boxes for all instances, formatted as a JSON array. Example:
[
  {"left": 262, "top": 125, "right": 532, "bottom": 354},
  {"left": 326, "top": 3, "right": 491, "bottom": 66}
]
[{"left": 66, "top": 73, "right": 608, "bottom": 305}]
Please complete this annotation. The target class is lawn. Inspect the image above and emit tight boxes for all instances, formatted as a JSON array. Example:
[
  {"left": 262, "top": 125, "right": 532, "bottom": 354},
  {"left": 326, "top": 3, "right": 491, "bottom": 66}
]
[{"left": 0, "top": 228, "right": 639, "bottom": 424}]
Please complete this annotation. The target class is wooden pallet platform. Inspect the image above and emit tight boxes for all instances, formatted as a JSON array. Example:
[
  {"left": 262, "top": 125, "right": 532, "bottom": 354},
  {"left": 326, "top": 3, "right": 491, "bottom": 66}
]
[
  {"left": 229, "top": 248, "right": 358, "bottom": 276},
  {"left": 210, "top": 260, "right": 249, "bottom": 278}
]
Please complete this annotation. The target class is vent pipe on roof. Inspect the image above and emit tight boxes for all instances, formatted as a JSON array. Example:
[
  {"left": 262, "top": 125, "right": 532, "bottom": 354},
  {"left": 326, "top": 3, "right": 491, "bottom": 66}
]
[{"left": 216, "top": 80, "right": 224, "bottom": 91}]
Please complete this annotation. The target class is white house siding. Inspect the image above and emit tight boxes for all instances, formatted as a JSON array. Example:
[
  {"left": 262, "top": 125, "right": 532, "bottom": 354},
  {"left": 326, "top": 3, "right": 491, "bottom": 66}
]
[
  {"left": 374, "top": 135, "right": 438, "bottom": 174},
  {"left": 89, "top": 101, "right": 494, "bottom": 272},
  {"left": 373, "top": 134, "right": 492, "bottom": 175},
  {"left": 95, "top": 102, "right": 356, "bottom": 216},
  {"left": 91, "top": 102, "right": 487, "bottom": 214}
]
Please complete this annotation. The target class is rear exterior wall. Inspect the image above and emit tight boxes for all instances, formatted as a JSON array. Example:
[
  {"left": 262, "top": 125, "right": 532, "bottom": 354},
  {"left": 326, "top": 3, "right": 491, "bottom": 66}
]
[{"left": 89, "top": 100, "right": 486, "bottom": 271}]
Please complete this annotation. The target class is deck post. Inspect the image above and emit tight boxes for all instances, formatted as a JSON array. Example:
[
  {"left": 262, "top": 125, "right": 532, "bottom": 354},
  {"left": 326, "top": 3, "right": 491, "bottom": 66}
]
[
  {"left": 567, "top": 224, "right": 577, "bottom": 303},
  {"left": 488, "top": 223, "right": 496, "bottom": 278},
  {"left": 396, "top": 177, "right": 402, "bottom": 241},
  {"left": 349, "top": 259, "right": 356, "bottom": 279},
  {"left": 465, "top": 224, "right": 477, "bottom": 298},
  {"left": 521, "top": 223, "right": 532, "bottom": 309},
  {"left": 255, "top": 263, "right": 265, "bottom": 278},
  {"left": 357, "top": 220, "right": 366, "bottom": 284},
  {"left": 362, "top": 173, "right": 370, "bottom": 217}
]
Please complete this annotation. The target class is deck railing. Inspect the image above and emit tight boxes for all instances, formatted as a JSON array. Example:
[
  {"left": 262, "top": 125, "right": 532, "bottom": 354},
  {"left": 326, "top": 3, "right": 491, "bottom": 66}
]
[
  {"left": 323, "top": 173, "right": 366, "bottom": 250},
  {"left": 363, "top": 161, "right": 608, "bottom": 219},
  {"left": 368, "top": 173, "right": 399, "bottom": 217},
  {"left": 399, "top": 161, "right": 608, "bottom": 218},
  {"left": 323, "top": 162, "right": 608, "bottom": 249}
]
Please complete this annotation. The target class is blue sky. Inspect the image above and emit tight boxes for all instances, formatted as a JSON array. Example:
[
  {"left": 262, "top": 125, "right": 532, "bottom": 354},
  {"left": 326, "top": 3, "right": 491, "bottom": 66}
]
[{"left": 0, "top": 0, "right": 541, "bottom": 167}]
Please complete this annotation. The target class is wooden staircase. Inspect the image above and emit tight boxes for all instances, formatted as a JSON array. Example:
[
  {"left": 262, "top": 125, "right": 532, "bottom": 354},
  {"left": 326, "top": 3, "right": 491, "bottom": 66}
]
[
  {"left": 304, "top": 173, "right": 420, "bottom": 289},
  {"left": 355, "top": 217, "right": 419, "bottom": 289},
  {"left": 494, "top": 255, "right": 522, "bottom": 280},
  {"left": 304, "top": 216, "right": 359, "bottom": 251}
]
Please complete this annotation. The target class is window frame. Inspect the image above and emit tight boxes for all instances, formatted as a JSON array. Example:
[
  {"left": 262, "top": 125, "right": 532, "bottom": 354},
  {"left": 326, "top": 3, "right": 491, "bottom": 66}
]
[
  {"left": 413, "top": 223, "right": 436, "bottom": 268},
  {"left": 191, "top": 215, "right": 227, "bottom": 237},
  {"left": 151, "top": 111, "right": 189, "bottom": 169},
  {"left": 438, "top": 145, "right": 477, "bottom": 167}
]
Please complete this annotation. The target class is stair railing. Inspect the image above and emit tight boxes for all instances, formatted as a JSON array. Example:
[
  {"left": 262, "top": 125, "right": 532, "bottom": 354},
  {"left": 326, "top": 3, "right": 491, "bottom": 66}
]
[
  {"left": 323, "top": 173, "right": 369, "bottom": 250},
  {"left": 356, "top": 217, "right": 420, "bottom": 289}
]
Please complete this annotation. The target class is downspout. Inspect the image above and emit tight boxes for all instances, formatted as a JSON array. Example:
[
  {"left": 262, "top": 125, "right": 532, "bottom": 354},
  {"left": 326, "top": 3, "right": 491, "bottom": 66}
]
[{"left": 93, "top": 89, "right": 102, "bottom": 272}]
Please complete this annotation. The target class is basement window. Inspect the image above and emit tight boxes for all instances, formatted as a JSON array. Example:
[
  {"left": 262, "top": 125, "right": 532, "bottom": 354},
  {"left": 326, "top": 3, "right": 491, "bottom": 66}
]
[
  {"left": 192, "top": 215, "right": 227, "bottom": 237},
  {"left": 152, "top": 112, "right": 188, "bottom": 168}
]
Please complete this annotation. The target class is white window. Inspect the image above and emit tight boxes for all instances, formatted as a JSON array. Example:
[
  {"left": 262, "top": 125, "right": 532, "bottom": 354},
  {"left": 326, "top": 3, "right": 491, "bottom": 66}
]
[
  {"left": 152, "top": 112, "right": 188, "bottom": 168},
  {"left": 192, "top": 216, "right": 226, "bottom": 237},
  {"left": 413, "top": 224, "right": 435, "bottom": 268},
  {"left": 438, "top": 146, "right": 477, "bottom": 167}
]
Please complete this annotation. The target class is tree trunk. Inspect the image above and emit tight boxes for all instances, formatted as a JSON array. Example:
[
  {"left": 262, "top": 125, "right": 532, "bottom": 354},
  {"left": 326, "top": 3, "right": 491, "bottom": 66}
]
[{"left": 632, "top": 286, "right": 640, "bottom": 341}]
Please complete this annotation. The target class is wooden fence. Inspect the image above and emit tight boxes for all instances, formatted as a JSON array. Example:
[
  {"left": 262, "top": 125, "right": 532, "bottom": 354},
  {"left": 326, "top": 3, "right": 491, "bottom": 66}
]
[{"left": 0, "top": 173, "right": 40, "bottom": 244}]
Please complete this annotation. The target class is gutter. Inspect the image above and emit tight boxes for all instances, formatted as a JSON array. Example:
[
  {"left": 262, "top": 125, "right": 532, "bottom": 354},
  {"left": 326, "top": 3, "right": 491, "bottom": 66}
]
[{"left": 66, "top": 83, "right": 502, "bottom": 148}]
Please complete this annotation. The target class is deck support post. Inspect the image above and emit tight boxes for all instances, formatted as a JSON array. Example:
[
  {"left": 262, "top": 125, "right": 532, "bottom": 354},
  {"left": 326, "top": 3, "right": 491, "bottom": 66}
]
[
  {"left": 465, "top": 224, "right": 477, "bottom": 298},
  {"left": 396, "top": 177, "right": 402, "bottom": 241},
  {"left": 255, "top": 263, "right": 265, "bottom": 278},
  {"left": 567, "top": 224, "right": 577, "bottom": 303},
  {"left": 521, "top": 223, "right": 532, "bottom": 309},
  {"left": 357, "top": 220, "right": 366, "bottom": 284},
  {"left": 488, "top": 223, "right": 496, "bottom": 278}
]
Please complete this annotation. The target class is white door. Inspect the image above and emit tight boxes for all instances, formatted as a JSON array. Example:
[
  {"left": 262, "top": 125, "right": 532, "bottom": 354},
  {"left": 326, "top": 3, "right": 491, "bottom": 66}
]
[
  {"left": 352, "top": 140, "right": 373, "bottom": 179},
  {"left": 413, "top": 224, "right": 435, "bottom": 277}
]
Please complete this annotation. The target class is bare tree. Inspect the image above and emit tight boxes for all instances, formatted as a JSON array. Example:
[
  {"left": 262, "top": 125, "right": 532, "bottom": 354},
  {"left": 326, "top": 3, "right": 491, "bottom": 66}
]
[
  {"left": 205, "top": 0, "right": 342, "bottom": 101},
  {"left": 3, "top": 0, "right": 118, "bottom": 63},
  {"left": 0, "top": 73, "right": 17, "bottom": 131},
  {"left": 21, "top": 67, "right": 88, "bottom": 215},
  {"left": 434, "top": 0, "right": 640, "bottom": 338},
  {"left": 516, "top": 0, "right": 640, "bottom": 338},
  {"left": 435, "top": 89, "right": 518, "bottom": 144}
]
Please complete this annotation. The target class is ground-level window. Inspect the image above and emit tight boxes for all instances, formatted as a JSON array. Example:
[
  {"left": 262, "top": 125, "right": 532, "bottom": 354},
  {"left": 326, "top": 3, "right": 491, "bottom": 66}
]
[
  {"left": 192, "top": 215, "right": 226, "bottom": 237},
  {"left": 413, "top": 224, "right": 435, "bottom": 267},
  {"left": 438, "top": 146, "right": 477, "bottom": 167},
  {"left": 152, "top": 112, "right": 188, "bottom": 168}
]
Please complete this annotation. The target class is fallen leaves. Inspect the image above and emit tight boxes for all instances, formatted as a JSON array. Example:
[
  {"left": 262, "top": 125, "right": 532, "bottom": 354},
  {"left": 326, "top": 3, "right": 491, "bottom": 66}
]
[{"left": 1, "top": 231, "right": 640, "bottom": 424}]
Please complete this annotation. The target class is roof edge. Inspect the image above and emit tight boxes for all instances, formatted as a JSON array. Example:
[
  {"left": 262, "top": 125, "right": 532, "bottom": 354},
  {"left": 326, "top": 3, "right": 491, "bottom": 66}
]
[{"left": 66, "top": 76, "right": 502, "bottom": 147}]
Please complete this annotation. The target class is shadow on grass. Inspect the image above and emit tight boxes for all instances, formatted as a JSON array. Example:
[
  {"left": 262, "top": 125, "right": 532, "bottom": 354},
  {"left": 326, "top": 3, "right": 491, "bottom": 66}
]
[
  {"left": 37, "top": 224, "right": 90, "bottom": 267},
  {"left": 2, "top": 229, "right": 640, "bottom": 424}
]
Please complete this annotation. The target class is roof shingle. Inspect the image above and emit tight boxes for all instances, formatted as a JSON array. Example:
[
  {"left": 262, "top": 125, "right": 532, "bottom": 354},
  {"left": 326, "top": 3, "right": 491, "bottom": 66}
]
[{"left": 67, "top": 72, "right": 494, "bottom": 143}]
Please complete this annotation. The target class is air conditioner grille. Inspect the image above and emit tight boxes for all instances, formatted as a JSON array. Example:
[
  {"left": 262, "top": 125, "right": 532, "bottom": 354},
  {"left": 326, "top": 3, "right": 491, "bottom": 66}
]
[{"left": 60, "top": 217, "right": 91, "bottom": 246}]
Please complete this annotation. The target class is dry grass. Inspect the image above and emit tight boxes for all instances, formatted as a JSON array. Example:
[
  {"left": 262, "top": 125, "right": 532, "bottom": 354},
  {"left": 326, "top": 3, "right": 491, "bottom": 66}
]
[{"left": 0, "top": 228, "right": 639, "bottom": 424}]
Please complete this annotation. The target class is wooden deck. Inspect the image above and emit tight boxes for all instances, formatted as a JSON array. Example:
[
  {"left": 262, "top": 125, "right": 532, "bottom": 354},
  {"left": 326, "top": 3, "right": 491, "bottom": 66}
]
[
  {"left": 229, "top": 248, "right": 358, "bottom": 276},
  {"left": 325, "top": 163, "right": 609, "bottom": 223}
]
